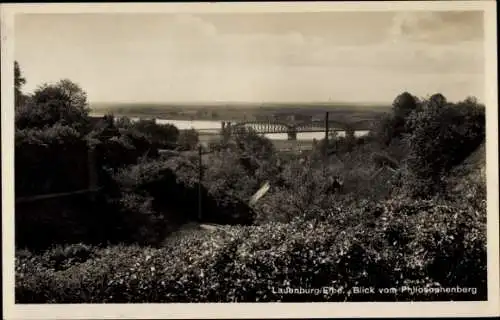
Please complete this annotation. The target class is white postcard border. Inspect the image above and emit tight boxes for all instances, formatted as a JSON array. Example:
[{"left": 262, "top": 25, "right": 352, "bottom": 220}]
[{"left": 2, "top": 1, "right": 498, "bottom": 319}]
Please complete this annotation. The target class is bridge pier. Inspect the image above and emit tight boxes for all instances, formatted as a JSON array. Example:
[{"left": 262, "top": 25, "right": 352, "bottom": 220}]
[
  {"left": 287, "top": 129, "right": 297, "bottom": 141},
  {"left": 221, "top": 121, "right": 233, "bottom": 129}
]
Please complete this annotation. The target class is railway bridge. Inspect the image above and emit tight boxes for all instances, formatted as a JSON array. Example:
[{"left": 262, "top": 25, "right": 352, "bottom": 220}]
[{"left": 219, "top": 119, "right": 372, "bottom": 140}]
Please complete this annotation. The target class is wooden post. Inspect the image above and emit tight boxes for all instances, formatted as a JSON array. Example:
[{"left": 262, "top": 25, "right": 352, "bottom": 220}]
[
  {"left": 324, "top": 112, "right": 329, "bottom": 159},
  {"left": 198, "top": 144, "right": 203, "bottom": 221}
]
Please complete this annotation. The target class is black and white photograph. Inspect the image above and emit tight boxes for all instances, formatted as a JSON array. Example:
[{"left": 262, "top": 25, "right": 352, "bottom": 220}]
[{"left": 2, "top": 1, "right": 499, "bottom": 319}]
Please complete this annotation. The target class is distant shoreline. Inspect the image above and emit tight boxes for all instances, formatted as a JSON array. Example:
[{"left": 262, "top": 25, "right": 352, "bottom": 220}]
[
  {"left": 89, "top": 101, "right": 392, "bottom": 108},
  {"left": 89, "top": 112, "right": 234, "bottom": 122},
  {"left": 89, "top": 101, "right": 390, "bottom": 127}
]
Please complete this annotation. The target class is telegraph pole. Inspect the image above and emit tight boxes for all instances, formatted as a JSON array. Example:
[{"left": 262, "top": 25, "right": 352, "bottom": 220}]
[
  {"left": 324, "top": 111, "right": 329, "bottom": 159},
  {"left": 198, "top": 144, "right": 203, "bottom": 221},
  {"left": 323, "top": 111, "right": 330, "bottom": 176}
]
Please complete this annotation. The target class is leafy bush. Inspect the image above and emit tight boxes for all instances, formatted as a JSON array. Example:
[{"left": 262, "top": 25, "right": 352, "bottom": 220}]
[
  {"left": 15, "top": 190, "right": 121, "bottom": 251},
  {"left": 15, "top": 124, "right": 90, "bottom": 197},
  {"left": 199, "top": 128, "right": 281, "bottom": 213},
  {"left": 404, "top": 97, "right": 485, "bottom": 198},
  {"left": 177, "top": 128, "right": 199, "bottom": 150},
  {"left": 233, "top": 127, "right": 275, "bottom": 159},
  {"left": 16, "top": 198, "right": 486, "bottom": 303},
  {"left": 87, "top": 116, "right": 171, "bottom": 171},
  {"left": 108, "top": 156, "right": 257, "bottom": 243},
  {"left": 126, "top": 119, "right": 179, "bottom": 149},
  {"left": 14, "top": 81, "right": 487, "bottom": 304},
  {"left": 368, "top": 92, "right": 419, "bottom": 148},
  {"left": 33, "top": 244, "right": 100, "bottom": 271},
  {"left": 94, "top": 129, "right": 160, "bottom": 170},
  {"left": 202, "top": 150, "right": 260, "bottom": 202},
  {"left": 369, "top": 113, "right": 397, "bottom": 147}
]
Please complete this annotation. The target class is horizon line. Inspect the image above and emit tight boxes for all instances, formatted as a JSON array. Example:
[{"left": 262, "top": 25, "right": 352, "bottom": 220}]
[{"left": 89, "top": 100, "right": 394, "bottom": 106}]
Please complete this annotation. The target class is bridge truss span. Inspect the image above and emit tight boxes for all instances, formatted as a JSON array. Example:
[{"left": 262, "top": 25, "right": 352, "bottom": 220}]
[
  {"left": 231, "top": 120, "right": 351, "bottom": 134},
  {"left": 231, "top": 121, "right": 292, "bottom": 134},
  {"left": 223, "top": 118, "right": 372, "bottom": 140}
]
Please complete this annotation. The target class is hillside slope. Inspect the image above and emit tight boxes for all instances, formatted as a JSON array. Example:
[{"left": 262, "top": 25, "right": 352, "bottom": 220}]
[{"left": 448, "top": 142, "right": 486, "bottom": 193}]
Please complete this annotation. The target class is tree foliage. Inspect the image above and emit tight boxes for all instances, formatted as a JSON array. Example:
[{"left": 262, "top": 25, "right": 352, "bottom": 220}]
[
  {"left": 428, "top": 93, "right": 448, "bottom": 108},
  {"left": 130, "top": 120, "right": 179, "bottom": 148},
  {"left": 14, "top": 74, "right": 487, "bottom": 302},
  {"left": 177, "top": 128, "right": 199, "bottom": 150},
  {"left": 393, "top": 91, "right": 419, "bottom": 120},
  {"left": 15, "top": 124, "right": 90, "bottom": 197},
  {"left": 14, "top": 61, "right": 27, "bottom": 108},
  {"left": 15, "top": 79, "right": 91, "bottom": 133},
  {"left": 403, "top": 95, "right": 485, "bottom": 198}
]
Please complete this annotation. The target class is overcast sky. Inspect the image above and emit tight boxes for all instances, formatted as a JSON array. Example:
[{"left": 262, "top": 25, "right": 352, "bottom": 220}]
[{"left": 15, "top": 11, "right": 484, "bottom": 104}]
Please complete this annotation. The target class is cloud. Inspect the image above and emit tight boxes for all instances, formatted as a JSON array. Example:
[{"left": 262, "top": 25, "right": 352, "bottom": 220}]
[
  {"left": 171, "top": 13, "right": 218, "bottom": 38},
  {"left": 153, "top": 15, "right": 325, "bottom": 67},
  {"left": 388, "top": 11, "right": 483, "bottom": 44},
  {"left": 15, "top": 13, "right": 485, "bottom": 103},
  {"left": 310, "top": 40, "right": 483, "bottom": 74},
  {"left": 153, "top": 13, "right": 483, "bottom": 76}
]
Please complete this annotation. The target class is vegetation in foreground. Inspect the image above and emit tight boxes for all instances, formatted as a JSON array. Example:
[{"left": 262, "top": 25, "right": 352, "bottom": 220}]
[{"left": 14, "top": 61, "right": 487, "bottom": 302}]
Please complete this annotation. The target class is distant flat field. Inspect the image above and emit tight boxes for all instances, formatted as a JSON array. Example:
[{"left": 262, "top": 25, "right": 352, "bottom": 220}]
[{"left": 90, "top": 101, "right": 391, "bottom": 124}]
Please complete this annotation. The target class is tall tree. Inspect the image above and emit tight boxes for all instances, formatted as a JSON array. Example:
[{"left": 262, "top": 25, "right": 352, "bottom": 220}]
[
  {"left": 393, "top": 91, "right": 418, "bottom": 120},
  {"left": 14, "top": 61, "right": 27, "bottom": 108},
  {"left": 429, "top": 93, "right": 448, "bottom": 108},
  {"left": 15, "top": 79, "right": 90, "bottom": 133}
]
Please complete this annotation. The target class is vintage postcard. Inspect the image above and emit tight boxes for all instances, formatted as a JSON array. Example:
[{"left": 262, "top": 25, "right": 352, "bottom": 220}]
[{"left": 1, "top": 1, "right": 499, "bottom": 319}]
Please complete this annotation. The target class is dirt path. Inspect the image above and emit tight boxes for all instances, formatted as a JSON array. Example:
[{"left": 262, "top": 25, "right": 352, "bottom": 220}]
[{"left": 163, "top": 222, "right": 231, "bottom": 246}]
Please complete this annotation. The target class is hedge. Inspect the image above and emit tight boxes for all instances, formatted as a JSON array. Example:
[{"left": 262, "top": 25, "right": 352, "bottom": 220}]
[
  {"left": 15, "top": 124, "right": 91, "bottom": 197},
  {"left": 16, "top": 199, "right": 486, "bottom": 303}
]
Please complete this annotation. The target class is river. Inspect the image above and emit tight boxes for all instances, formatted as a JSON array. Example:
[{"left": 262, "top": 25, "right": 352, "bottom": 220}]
[{"left": 92, "top": 115, "right": 370, "bottom": 141}]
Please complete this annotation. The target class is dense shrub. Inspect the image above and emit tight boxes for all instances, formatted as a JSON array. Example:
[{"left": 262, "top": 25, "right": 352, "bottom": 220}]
[
  {"left": 14, "top": 76, "right": 488, "bottom": 304},
  {"left": 177, "top": 128, "right": 199, "bottom": 150},
  {"left": 15, "top": 124, "right": 91, "bottom": 197},
  {"left": 254, "top": 153, "right": 397, "bottom": 225},
  {"left": 202, "top": 150, "right": 260, "bottom": 202},
  {"left": 15, "top": 244, "right": 100, "bottom": 272},
  {"left": 93, "top": 128, "right": 160, "bottom": 170},
  {"left": 16, "top": 199, "right": 486, "bottom": 303},
  {"left": 15, "top": 110, "right": 170, "bottom": 250},
  {"left": 404, "top": 97, "right": 485, "bottom": 198},
  {"left": 15, "top": 191, "right": 121, "bottom": 251},
  {"left": 87, "top": 115, "right": 179, "bottom": 172},
  {"left": 109, "top": 156, "right": 256, "bottom": 239},
  {"left": 369, "top": 113, "right": 396, "bottom": 147},
  {"left": 368, "top": 92, "right": 419, "bottom": 148},
  {"left": 16, "top": 126, "right": 277, "bottom": 249},
  {"left": 445, "top": 142, "right": 486, "bottom": 212},
  {"left": 118, "top": 119, "right": 180, "bottom": 150},
  {"left": 232, "top": 127, "right": 276, "bottom": 160},
  {"left": 200, "top": 128, "right": 282, "bottom": 207}
]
